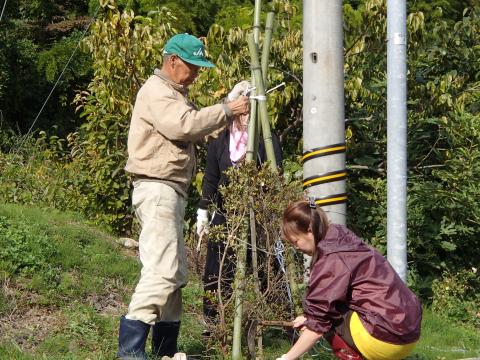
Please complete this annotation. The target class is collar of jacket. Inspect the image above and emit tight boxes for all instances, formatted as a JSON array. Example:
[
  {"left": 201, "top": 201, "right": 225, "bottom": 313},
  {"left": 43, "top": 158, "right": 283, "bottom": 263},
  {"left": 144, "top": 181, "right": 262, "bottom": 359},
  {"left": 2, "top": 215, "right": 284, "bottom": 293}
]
[
  {"left": 153, "top": 68, "right": 189, "bottom": 95},
  {"left": 318, "top": 224, "right": 371, "bottom": 255}
]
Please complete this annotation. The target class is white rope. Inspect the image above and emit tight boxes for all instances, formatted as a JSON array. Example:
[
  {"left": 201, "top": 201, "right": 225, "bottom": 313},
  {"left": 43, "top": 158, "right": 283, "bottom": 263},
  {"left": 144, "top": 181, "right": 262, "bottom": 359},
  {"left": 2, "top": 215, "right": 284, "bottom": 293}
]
[
  {"left": 242, "top": 82, "right": 286, "bottom": 97},
  {"left": 266, "top": 82, "right": 285, "bottom": 94},
  {"left": 249, "top": 82, "right": 285, "bottom": 101},
  {"left": 13, "top": 5, "right": 101, "bottom": 153}
]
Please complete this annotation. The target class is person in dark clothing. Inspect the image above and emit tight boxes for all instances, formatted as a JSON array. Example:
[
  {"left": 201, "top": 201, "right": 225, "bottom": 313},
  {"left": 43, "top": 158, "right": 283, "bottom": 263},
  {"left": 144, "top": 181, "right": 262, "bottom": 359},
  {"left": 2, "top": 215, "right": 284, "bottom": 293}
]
[
  {"left": 276, "top": 199, "right": 422, "bottom": 360},
  {"left": 195, "top": 100, "right": 282, "bottom": 325}
]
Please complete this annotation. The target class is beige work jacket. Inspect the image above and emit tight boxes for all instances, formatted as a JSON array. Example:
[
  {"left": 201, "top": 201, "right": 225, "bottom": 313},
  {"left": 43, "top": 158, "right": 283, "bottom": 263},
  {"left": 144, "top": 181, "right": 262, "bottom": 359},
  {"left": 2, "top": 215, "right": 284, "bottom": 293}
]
[{"left": 125, "top": 70, "right": 228, "bottom": 196}]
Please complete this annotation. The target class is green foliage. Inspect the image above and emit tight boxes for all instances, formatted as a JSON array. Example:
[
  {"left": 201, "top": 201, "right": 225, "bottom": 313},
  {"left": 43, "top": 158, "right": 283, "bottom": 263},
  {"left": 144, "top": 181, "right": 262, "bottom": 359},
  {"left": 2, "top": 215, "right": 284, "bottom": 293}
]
[
  {"left": 0, "top": 32, "right": 43, "bottom": 133},
  {"left": 0, "top": 0, "right": 92, "bottom": 135},
  {"left": 431, "top": 267, "right": 480, "bottom": 328},
  {"left": 408, "top": 0, "right": 475, "bottom": 22},
  {"left": 134, "top": 1, "right": 198, "bottom": 33},
  {"left": 38, "top": 30, "right": 92, "bottom": 84},
  {"left": 344, "top": 2, "right": 480, "bottom": 296},
  {"left": 214, "top": 5, "right": 254, "bottom": 30},
  {"left": 0, "top": 203, "right": 138, "bottom": 307},
  {"left": 0, "top": 131, "right": 87, "bottom": 212},
  {"left": 169, "top": 0, "right": 252, "bottom": 35},
  {"left": 0, "top": 216, "right": 59, "bottom": 284},
  {"left": 16, "top": 0, "right": 88, "bottom": 20}
]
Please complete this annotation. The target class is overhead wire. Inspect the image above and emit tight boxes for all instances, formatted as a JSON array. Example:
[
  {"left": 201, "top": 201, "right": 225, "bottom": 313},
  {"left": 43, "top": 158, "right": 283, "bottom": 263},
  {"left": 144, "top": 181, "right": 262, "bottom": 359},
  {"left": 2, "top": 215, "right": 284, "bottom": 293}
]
[{"left": 0, "top": 0, "right": 7, "bottom": 22}]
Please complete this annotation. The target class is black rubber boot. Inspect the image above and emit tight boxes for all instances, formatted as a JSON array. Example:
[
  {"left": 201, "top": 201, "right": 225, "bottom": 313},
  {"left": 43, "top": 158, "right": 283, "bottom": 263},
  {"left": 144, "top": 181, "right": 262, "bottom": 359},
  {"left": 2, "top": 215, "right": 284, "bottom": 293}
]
[
  {"left": 151, "top": 321, "right": 180, "bottom": 357},
  {"left": 117, "top": 315, "right": 150, "bottom": 360}
]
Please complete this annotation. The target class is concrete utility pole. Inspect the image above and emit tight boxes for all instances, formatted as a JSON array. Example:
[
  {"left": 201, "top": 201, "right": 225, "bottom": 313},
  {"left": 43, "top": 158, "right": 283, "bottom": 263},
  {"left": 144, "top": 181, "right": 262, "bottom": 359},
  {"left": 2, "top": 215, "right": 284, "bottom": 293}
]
[
  {"left": 302, "top": 0, "right": 346, "bottom": 226},
  {"left": 387, "top": 0, "right": 408, "bottom": 282}
]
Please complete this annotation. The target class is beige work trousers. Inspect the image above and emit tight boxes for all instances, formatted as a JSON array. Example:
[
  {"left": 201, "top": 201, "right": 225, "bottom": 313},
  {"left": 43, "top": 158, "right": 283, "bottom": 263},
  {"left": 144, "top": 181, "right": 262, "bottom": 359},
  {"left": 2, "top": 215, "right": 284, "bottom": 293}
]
[{"left": 126, "top": 181, "right": 187, "bottom": 325}]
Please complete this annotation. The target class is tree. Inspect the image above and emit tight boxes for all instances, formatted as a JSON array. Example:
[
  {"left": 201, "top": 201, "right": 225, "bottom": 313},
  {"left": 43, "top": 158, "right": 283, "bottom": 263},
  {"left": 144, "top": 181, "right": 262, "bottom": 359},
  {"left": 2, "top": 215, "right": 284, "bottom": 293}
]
[{"left": 0, "top": 0, "right": 92, "bottom": 135}]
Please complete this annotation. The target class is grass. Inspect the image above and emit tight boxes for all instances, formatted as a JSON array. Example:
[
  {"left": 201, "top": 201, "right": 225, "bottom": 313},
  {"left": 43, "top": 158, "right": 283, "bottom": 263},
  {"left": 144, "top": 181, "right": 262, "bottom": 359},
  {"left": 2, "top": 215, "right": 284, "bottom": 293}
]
[{"left": 0, "top": 203, "right": 479, "bottom": 359}]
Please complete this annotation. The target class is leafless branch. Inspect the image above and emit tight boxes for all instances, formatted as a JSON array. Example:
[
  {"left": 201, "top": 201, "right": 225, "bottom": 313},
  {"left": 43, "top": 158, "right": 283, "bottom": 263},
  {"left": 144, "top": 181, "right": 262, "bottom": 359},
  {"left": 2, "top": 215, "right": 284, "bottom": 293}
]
[{"left": 280, "top": 107, "right": 302, "bottom": 145}]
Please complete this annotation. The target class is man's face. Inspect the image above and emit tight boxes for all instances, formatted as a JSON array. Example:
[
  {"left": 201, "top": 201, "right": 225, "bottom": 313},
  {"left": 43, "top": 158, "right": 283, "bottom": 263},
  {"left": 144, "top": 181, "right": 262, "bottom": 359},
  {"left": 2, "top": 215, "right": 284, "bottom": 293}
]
[{"left": 170, "top": 55, "right": 200, "bottom": 87}]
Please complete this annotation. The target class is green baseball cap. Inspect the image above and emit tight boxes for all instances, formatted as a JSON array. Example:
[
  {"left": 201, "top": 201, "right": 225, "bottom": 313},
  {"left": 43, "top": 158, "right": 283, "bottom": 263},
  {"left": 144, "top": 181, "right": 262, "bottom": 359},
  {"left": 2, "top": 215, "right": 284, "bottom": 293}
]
[{"left": 163, "top": 33, "right": 215, "bottom": 68}]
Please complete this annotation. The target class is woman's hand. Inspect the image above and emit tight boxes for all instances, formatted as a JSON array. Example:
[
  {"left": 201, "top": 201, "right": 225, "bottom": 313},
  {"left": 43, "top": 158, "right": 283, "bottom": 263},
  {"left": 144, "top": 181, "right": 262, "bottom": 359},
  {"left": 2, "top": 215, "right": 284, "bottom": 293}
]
[{"left": 292, "top": 315, "right": 307, "bottom": 329}]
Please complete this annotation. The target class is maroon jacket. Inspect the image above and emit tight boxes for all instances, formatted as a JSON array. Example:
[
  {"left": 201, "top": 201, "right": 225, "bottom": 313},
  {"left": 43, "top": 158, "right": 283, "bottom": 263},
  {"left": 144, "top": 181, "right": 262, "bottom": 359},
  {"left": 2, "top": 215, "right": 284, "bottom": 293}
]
[{"left": 303, "top": 224, "right": 422, "bottom": 345}]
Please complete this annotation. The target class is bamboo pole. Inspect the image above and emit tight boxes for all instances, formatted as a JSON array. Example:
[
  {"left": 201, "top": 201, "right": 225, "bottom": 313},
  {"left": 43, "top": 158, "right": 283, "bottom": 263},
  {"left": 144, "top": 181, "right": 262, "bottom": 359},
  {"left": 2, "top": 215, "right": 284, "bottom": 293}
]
[
  {"left": 253, "top": 0, "right": 262, "bottom": 43},
  {"left": 252, "top": 12, "right": 275, "bottom": 162},
  {"left": 246, "top": 100, "right": 258, "bottom": 163},
  {"left": 246, "top": 0, "right": 262, "bottom": 163},
  {"left": 286, "top": 248, "right": 303, "bottom": 316},
  {"left": 231, "top": 219, "right": 248, "bottom": 360},
  {"left": 261, "top": 12, "right": 275, "bottom": 87},
  {"left": 232, "top": 3, "right": 263, "bottom": 358},
  {"left": 248, "top": 11, "right": 276, "bottom": 313},
  {"left": 247, "top": 33, "right": 277, "bottom": 172}
]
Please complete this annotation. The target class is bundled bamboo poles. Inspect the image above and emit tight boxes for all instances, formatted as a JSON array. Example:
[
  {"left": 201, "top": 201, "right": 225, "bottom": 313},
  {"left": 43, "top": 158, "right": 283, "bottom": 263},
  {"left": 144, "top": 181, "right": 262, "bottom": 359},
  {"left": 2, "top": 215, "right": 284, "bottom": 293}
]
[
  {"left": 230, "top": 2, "right": 306, "bottom": 358},
  {"left": 231, "top": 1, "right": 264, "bottom": 356},
  {"left": 247, "top": 32, "right": 277, "bottom": 172},
  {"left": 231, "top": 3, "right": 291, "bottom": 358}
]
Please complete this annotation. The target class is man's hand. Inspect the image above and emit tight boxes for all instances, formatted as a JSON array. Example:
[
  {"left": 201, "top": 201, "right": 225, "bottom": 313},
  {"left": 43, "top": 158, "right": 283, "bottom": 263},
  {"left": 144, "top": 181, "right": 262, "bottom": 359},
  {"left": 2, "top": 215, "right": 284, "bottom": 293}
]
[
  {"left": 196, "top": 209, "right": 209, "bottom": 236},
  {"left": 226, "top": 95, "right": 250, "bottom": 117},
  {"left": 227, "top": 80, "right": 251, "bottom": 101}
]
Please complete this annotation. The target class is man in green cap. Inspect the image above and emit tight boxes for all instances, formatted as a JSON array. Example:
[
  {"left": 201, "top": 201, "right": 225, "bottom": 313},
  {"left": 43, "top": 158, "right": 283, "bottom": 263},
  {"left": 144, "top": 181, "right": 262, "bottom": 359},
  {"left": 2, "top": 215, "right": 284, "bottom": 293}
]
[{"left": 118, "top": 33, "right": 250, "bottom": 359}]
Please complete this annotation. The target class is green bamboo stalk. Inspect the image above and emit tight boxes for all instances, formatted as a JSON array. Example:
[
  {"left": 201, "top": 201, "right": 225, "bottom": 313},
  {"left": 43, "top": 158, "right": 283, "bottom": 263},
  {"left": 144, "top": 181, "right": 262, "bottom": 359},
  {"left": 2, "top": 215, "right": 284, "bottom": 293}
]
[
  {"left": 246, "top": 96, "right": 258, "bottom": 163},
  {"left": 253, "top": 107, "right": 261, "bottom": 161},
  {"left": 286, "top": 247, "right": 303, "bottom": 315},
  {"left": 246, "top": 0, "right": 262, "bottom": 301},
  {"left": 246, "top": 0, "right": 262, "bottom": 163},
  {"left": 247, "top": 33, "right": 277, "bottom": 172},
  {"left": 261, "top": 12, "right": 275, "bottom": 87},
  {"left": 253, "top": 0, "right": 262, "bottom": 43},
  {"left": 253, "top": 12, "right": 275, "bottom": 162},
  {"left": 231, "top": 219, "right": 248, "bottom": 360}
]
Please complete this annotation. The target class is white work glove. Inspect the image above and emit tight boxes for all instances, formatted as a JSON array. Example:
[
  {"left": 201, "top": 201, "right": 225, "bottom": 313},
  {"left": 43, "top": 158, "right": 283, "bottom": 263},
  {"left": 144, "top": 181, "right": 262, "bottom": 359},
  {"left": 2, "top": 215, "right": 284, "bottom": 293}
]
[
  {"left": 275, "top": 355, "right": 288, "bottom": 360},
  {"left": 227, "top": 80, "right": 251, "bottom": 101},
  {"left": 172, "top": 353, "right": 187, "bottom": 360},
  {"left": 196, "top": 208, "right": 209, "bottom": 236}
]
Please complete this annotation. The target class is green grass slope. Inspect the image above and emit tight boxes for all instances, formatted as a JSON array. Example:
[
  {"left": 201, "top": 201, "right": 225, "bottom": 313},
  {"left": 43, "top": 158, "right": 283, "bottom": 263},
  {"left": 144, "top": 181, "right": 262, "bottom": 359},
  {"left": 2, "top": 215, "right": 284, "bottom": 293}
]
[{"left": 0, "top": 204, "right": 478, "bottom": 359}]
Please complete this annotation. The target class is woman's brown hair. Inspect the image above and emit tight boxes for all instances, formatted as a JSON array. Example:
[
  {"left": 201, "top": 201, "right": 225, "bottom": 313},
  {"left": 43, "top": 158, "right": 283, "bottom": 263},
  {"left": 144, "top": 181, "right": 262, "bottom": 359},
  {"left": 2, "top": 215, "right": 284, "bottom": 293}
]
[{"left": 280, "top": 200, "right": 330, "bottom": 264}]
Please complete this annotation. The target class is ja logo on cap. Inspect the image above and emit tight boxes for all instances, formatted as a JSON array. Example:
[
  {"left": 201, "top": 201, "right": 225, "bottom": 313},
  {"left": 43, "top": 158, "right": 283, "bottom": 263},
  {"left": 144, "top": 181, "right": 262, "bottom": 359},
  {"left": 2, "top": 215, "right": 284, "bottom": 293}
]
[{"left": 193, "top": 48, "right": 204, "bottom": 56}]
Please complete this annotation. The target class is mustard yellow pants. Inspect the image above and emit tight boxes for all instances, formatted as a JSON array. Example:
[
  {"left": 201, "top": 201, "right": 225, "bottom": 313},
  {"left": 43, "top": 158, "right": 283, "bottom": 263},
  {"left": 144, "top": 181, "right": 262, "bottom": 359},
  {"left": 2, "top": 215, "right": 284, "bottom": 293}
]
[
  {"left": 126, "top": 181, "right": 187, "bottom": 325},
  {"left": 350, "top": 311, "right": 418, "bottom": 360}
]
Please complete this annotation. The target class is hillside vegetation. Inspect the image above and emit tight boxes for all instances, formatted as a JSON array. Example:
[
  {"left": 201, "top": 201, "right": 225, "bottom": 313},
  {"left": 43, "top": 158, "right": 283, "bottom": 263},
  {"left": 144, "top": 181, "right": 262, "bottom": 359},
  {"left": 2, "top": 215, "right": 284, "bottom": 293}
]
[{"left": 0, "top": 0, "right": 479, "bottom": 358}]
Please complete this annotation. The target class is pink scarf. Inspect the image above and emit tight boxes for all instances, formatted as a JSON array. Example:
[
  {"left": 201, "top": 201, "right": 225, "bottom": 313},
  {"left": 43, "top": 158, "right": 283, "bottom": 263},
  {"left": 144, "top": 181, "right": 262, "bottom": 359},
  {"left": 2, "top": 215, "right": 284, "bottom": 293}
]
[{"left": 229, "top": 124, "right": 248, "bottom": 163}]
